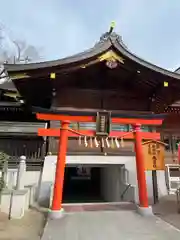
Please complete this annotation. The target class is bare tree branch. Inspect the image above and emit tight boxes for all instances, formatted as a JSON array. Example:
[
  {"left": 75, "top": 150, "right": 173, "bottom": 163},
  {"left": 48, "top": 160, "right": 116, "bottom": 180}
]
[{"left": 0, "top": 24, "right": 42, "bottom": 64}]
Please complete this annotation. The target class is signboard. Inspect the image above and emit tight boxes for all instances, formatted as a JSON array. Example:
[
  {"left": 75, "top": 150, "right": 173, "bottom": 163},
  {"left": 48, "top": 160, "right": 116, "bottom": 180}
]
[
  {"left": 96, "top": 111, "right": 111, "bottom": 136},
  {"left": 142, "top": 140, "right": 166, "bottom": 171}
]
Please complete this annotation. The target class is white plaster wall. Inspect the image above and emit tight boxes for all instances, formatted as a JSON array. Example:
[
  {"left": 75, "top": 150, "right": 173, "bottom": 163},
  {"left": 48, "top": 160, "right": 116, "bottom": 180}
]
[
  {"left": 157, "top": 171, "right": 168, "bottom": 196},
  {"left": 146, "top": 170, "right": 168, "bottom": 204},
  {"left": 66, "top": 155, "right": 135, "bottom": 165},
  {"left": 122, "top": 156, "right": 139, "bottom": 203},
  {"left": 101, "top": 166, "right": 122, "bottom": 202},
  {"left": 0, "top": 161, "right": 167, "bottom": 206},
  {"left": 23, "top": 171, "right": 40, "bottom": 186},
  {"left": 38, "top": 156, "right": 57, "bottom": 206},
  {"left": 38, "top": 155, "right": 168, "bottom": 206},
  {"left": 0, "top": 170, "right": 40, "bottom": 189}
]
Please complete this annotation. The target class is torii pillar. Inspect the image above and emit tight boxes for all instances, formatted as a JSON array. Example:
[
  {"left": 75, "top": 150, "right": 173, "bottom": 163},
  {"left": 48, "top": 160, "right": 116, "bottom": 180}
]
[
  {"left": 50, "top": 120, "right": 70, "bottom": 219},
  {"left": 133, "top": 123, "right": 153, "bottom": 216},
  {"left": 36, "top": 112, "right": 163, "bottom": 218}
]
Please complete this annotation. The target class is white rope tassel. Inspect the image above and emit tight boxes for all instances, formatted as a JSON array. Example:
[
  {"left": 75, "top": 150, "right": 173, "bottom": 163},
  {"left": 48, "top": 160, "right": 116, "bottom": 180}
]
[
  {"left": 89, "top": 137, "right": 93, "bottom": 148},
  {"left": 78, "top": 136, "right": 82, "bottom": 145},
  {"left": 101, "top": 138, "right": 105, "bottom": 148},
  {"left": 105, "top": 137, "right": 110, "bottom": 148},
  {"left": 94, "top": 137, "right": 99, "bottom": 148},
  {"left": 115, "top": 138, "right": 120, "bottom": 148},
  {"left": 120, "top": 137, "right": 124, "bottom": 148},
  {"left": 84, "top": 136, "right": 88, "bottom": 147},
  {"left": 111, "top": 138, "right": 115, "bottom": 148}
]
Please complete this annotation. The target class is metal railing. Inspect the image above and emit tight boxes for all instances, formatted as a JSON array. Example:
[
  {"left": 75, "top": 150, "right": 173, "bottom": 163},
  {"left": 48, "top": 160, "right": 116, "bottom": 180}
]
[
  {"left": 0, "top": 157, "right": 44, "bottom": 171},
  {"left": 120, "top": 184, "right": 132, "bottom": 201}
]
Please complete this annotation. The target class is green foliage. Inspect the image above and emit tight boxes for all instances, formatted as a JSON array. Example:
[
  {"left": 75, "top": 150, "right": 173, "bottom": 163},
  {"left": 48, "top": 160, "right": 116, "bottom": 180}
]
[
  {"left": 0, "top": 178, "right": 5, "bottom": 192},
  {"left": 71, "top": 122, "right": 79, "bottom": 130},
  {"left": 0, "top": 152, "right": 9, "bottom": 193},
  {"left": 0, "top": 152, "right": 9, "bottom": 163}
]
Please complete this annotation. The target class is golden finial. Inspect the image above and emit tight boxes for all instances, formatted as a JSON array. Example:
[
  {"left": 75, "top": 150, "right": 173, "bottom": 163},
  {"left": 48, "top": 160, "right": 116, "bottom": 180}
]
[
  {"left": 109, "top": 21, "right": 116, "bottom": 34},
  {"left": 110, "top": 21, "right": 116, "bottom": 29}
]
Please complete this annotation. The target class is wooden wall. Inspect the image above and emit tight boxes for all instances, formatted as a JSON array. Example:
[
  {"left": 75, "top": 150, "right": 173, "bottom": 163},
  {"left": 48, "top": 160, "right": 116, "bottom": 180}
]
[
  {"left": 52, "top": 89, "right": 148, "bottom": 111},
  {"left": 48, "top": 137, "right": 134, "bottom": 155},
  {"left": 158, "top": 114, "right": 180, "bottom": 136}
]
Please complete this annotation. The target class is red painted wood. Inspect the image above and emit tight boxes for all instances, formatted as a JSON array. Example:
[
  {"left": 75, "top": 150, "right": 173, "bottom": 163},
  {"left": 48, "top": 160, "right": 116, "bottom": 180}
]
[
  {"left": 38, "top": 128, "right": 160, "bottom": 139},
  {"left": 112, "top": 118, "right": 162, "bottom": 125},
  {"left": 51, "top": 121, "right": 69, "bottom": 211},
  {"left": 36, "top": 113, "right": 163, "bottom": 125},
  {"left": 133, "top": 124, "right": 149, "bottom": 207},
  {"left": 36, "top": 113, "right": 95, "bottom": 122}
]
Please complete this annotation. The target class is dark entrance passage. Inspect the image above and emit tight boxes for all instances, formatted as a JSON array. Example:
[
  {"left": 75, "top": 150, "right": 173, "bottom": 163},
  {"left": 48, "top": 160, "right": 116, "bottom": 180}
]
[{"left": 63, "top": 167, "right": 104, "bottom": 203}]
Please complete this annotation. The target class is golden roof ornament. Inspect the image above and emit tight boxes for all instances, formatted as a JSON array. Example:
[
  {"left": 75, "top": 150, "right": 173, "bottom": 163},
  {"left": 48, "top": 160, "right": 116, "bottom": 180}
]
[{"left": 109, "top": 21, "right": 116, "bottom": 33}]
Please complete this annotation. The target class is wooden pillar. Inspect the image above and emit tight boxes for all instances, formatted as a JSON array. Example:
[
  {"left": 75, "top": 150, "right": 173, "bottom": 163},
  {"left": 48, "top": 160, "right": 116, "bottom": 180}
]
[
  {"left": 151, "top": 127, "right": 159, "bottom": 204},
  {"left": 178, "top": 144, "right": 180, "bottom": 164},
  {"left": 133, "top": 123, "right": 149, "bottom": 207},
  {"left": 51, "top": 120, "right": 69, "bottom": 212}
]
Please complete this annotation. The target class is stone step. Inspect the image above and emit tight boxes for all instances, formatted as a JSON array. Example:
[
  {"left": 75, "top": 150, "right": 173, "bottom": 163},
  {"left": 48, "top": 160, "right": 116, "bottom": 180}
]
[{"left": 62, "top": 202, "right": 136, "bottom": 212}]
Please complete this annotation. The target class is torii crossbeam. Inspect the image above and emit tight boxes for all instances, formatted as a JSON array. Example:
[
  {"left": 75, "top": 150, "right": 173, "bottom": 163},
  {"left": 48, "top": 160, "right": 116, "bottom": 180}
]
[{"left": 35, "top": 109, "right": 165, "bottom": 219}]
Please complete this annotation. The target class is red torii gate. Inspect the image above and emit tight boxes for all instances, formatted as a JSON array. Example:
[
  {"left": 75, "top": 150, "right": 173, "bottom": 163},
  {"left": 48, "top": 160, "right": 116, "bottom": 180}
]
[{"left": 36, "top": 112, "right": 163, "bottom": 218}]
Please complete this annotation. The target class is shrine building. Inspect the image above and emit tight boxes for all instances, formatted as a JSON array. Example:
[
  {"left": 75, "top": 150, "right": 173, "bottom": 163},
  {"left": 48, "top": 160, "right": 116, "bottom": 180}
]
[{"left": 1, "top": 26, "right": 180, "bottom": 218}]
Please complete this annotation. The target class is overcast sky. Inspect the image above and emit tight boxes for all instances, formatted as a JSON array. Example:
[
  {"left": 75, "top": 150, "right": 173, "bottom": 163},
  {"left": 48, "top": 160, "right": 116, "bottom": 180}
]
[{"left": 1, "top": 0, "right": 180, "bottom": 70}]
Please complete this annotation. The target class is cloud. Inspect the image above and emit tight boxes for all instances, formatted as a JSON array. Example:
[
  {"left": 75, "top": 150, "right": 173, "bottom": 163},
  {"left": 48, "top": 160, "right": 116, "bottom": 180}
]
[{"left": 1, "top": 0, "right": 180, "bottom": 69}]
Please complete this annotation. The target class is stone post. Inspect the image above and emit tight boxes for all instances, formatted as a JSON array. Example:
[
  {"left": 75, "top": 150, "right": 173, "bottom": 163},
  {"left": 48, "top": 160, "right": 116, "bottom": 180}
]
[
  {"left": 16, "top": 156, "right": 26, "bottom": 190},
  {"left": 8, "top": 170, "right": 15, "bottom": 189}
]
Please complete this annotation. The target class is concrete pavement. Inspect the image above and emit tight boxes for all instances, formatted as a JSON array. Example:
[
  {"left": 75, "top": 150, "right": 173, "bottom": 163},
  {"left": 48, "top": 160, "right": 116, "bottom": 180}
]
[
  {"left": 0, "top": 209, "right": 45, "bottom": 240},
  {"left": 41, "top": 210, "right": 180, "bottom": 240},
  {"left": 153, "top": 195, "right": 180, "bottom": 230}
]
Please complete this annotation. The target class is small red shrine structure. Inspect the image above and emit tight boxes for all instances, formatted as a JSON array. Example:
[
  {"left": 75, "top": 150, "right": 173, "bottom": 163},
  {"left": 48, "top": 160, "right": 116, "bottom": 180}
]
[{"left": 36, "top": 110, "right": 164, "bottom": 216}]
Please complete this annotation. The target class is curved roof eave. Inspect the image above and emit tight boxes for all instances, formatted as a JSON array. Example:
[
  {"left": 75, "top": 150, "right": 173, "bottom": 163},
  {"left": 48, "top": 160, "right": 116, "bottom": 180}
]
[
  {"left": 3, "top": 31, "right": 180, "bottom": 81},
  {"left": 0, "top": 80, "right": 17, "bottom": 91},
  {"left": 174, "top": 67, "right": 180, "bottom": 73},
  {"left": 3, "top": 40, "right": 112, "bottom": 72},
  {"left": 110, "top": 35, "right": 180, "bottom": 80}
]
